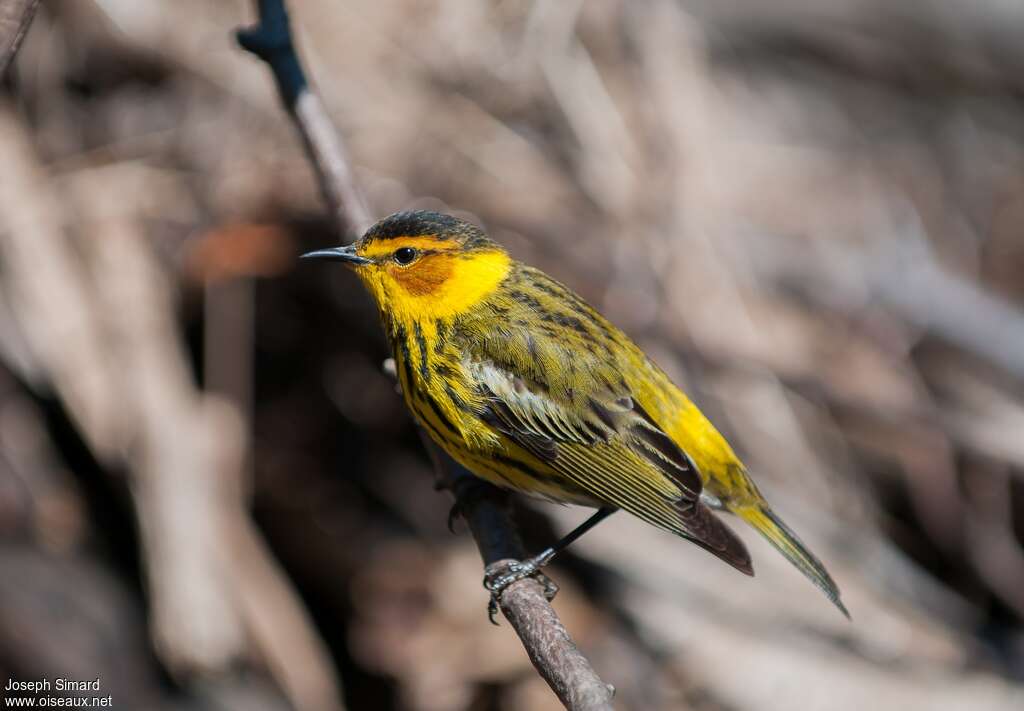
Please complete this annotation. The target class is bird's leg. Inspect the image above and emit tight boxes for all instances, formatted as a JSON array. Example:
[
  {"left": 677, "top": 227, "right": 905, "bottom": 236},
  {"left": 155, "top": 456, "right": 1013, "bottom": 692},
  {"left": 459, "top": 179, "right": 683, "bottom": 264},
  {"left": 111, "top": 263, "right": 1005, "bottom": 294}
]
[{"left": 484, "top": 507, "right": 616, "bottom": 622}]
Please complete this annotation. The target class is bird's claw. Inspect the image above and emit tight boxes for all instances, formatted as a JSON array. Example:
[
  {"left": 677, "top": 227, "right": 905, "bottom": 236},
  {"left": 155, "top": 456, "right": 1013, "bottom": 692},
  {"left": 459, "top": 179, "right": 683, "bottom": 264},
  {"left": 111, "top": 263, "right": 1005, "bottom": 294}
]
[{"left": 483, "top": 558, "right": 559, "bottom": 624}]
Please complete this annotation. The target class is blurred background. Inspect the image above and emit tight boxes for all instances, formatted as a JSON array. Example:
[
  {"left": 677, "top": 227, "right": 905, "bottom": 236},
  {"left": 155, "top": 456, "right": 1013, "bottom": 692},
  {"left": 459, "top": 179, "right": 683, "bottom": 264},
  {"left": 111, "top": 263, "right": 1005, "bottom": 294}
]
[{"left": 2, "top": 0, "right": 1024, "bottom": 709}]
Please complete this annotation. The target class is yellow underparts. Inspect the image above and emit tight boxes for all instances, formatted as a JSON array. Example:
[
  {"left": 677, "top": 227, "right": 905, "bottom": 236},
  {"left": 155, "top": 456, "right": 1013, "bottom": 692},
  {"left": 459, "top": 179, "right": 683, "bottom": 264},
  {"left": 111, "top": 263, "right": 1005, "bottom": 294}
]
[{"left": 363, "top": 247, "right": 513, "bottom": 454}]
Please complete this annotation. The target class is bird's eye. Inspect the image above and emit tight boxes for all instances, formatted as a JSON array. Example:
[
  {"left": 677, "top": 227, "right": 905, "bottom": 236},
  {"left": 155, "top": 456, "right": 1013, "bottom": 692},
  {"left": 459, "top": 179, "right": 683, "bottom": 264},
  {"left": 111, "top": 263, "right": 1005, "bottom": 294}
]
[{"left": 393, "top": 247, "right": 418, "bottom": 265}]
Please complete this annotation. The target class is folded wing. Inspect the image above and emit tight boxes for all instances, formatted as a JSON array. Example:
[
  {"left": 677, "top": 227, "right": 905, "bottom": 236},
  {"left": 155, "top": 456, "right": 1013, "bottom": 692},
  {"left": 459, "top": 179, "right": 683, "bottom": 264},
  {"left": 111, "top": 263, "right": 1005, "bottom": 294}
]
[{"left": 470, "top": 359, "right": 753, "bottom": 575}]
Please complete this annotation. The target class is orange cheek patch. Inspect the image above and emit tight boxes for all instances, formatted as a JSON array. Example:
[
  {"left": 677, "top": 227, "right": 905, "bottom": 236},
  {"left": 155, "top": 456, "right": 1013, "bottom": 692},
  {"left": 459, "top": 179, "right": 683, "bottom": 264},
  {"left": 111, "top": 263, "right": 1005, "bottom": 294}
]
[{"left": 390, "top": 254, "right": 454, "bottom": 296}]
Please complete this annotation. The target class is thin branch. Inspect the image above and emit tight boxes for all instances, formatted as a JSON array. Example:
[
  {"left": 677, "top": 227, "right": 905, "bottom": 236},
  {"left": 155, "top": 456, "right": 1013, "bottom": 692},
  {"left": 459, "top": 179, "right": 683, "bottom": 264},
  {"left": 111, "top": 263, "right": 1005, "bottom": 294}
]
[
  {"left": 237, "top": 0, "right": 370, "bottom": 237},
  {"left": 237, "top": 2, "right": 615, "bottom": 708},
  {"left": 0, "top": 0, "right": 39, "bottom": 74},
  {"left": 434, "top": 448, "right": 616, "bottom": 710}
]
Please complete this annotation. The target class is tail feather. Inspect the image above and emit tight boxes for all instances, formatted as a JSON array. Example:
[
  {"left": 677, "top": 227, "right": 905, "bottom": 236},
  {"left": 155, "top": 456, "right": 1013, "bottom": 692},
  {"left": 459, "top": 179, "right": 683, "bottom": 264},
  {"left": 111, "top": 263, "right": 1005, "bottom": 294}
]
[{"left": 735, "top": 504, "right": 849, "bottom": 618}]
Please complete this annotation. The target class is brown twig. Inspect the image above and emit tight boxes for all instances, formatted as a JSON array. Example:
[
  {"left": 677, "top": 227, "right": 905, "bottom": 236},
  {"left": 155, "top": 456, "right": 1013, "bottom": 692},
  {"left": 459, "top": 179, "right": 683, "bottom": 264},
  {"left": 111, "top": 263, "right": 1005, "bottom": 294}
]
[
  {"left": 0, "top": 0, "right": 39, "bottom": 74},
  {"left": 238, "top": 2, "right": 615, "bottom": 708}
]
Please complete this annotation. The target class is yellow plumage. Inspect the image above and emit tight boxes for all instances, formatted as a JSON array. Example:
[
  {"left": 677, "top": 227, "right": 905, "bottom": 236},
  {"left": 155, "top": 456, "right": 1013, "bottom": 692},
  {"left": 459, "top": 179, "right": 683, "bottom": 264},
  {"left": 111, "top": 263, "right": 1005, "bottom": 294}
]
[{"left": 307, "top": 210, "right": 846, "bottom": 616}]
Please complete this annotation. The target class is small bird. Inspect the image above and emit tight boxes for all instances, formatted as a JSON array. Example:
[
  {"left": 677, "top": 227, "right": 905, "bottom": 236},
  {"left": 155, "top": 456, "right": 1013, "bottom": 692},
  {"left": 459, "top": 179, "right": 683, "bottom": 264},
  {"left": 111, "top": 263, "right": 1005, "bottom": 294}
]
[{"left": 304, "top": 210, "right": 847, "bottom": 617}]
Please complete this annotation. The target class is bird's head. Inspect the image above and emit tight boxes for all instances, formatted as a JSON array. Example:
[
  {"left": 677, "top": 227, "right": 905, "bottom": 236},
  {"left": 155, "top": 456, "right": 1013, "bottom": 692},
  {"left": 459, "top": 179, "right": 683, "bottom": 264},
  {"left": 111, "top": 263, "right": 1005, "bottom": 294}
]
[{"left": 302, "top": 210, "right": 512, "bottom": 321}]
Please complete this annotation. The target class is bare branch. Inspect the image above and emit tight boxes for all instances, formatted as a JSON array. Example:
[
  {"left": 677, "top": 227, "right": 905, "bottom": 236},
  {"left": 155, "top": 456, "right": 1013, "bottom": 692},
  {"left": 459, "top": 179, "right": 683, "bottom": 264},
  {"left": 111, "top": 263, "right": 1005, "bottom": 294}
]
[
  {"left": 238, "top": 2, "right": 615, "bottom": 708},
  {"left": 436, "top": 449, "right": 616, "bottom": 711},
  {"left": 237, "top": 0, "right": 371, "bottom": 236}
]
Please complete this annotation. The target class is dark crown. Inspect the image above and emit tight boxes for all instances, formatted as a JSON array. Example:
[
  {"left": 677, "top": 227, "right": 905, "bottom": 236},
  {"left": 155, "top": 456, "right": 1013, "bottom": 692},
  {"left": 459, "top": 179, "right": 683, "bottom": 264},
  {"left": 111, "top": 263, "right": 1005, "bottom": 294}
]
[{"left": 360, "top": 210, "right": 497, "bottom": 251}]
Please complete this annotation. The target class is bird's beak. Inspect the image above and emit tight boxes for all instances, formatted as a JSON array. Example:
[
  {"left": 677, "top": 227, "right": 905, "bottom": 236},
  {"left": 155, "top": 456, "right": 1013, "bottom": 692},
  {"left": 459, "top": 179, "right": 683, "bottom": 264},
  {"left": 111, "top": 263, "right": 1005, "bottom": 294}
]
[{"left": 300, "top": 244, "right": 371, "bottom": 266}]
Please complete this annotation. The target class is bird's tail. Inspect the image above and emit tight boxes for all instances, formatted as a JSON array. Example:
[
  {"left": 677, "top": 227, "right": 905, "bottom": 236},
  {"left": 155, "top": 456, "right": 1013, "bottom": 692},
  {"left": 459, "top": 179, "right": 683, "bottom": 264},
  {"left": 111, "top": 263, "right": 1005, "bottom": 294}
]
[{"left": 733, "top": 503, "right": 849, "bottom": 618}]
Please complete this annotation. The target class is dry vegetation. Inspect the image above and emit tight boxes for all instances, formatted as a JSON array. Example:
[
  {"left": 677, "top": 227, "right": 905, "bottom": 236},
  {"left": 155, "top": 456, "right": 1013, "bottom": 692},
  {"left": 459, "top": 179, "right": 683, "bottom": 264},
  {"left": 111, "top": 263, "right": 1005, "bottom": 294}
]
[{"left": 2, "top": 1, "right": 1024, "bottom": 709}]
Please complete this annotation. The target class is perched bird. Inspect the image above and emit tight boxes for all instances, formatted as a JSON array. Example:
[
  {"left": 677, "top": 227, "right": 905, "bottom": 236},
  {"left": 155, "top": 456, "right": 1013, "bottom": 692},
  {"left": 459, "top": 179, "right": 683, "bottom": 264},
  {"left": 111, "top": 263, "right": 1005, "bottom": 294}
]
[{"left": 304, "top": 210, "right": 847, "bottom": 617}]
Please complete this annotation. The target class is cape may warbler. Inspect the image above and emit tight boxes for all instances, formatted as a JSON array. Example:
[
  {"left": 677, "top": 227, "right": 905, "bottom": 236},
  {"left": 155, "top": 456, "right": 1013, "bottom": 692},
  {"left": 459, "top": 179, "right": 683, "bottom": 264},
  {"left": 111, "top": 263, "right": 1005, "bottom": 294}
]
[{"left": 304, "top": 211, "right": 847, "bottom": 617}]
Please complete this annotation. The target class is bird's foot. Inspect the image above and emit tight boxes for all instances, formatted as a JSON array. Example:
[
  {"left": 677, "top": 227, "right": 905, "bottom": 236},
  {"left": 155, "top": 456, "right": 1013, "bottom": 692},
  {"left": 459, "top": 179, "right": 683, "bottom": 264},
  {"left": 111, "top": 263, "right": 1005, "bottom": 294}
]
[{"left": 483, "top": 551, "right": 559, "bottom": 624}]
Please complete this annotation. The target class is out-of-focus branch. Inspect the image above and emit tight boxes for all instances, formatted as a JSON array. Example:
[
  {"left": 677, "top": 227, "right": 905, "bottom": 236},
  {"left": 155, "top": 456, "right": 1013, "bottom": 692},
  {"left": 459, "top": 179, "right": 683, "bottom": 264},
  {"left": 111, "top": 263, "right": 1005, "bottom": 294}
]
[
  {"left": 0, "top": 0, "right": 39, "bottom": 74},
  {"left": 0, "top": 101, "right": 342, "bottom": 711},
  {"left": 71, "top": 166, "right": 344, "bottom": 711},
  {"left": 746, "top": 223, "right": 1024, "bottom": 383},
  {"left": 238, "top": 2, "right": 615, "bottom": 708}
]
